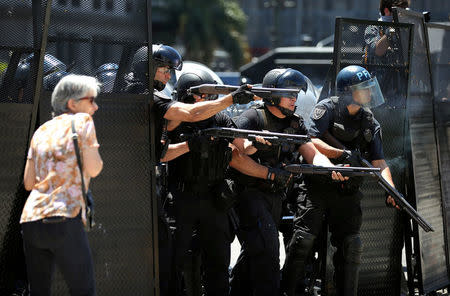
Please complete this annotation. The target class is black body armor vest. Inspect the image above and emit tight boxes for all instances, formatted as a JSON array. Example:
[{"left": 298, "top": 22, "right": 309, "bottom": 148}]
[
  {"left": 253, "top": 106, "right": 302, "bottom": 167},
  {"left": 169, "top": 117, "right": 232, "bottom": 185},
  {"left": 235, "top": 106, "right": 304, "bottom": 190},
  {"left": 330, "top": 98, "right": 375, "bottom": 158}
]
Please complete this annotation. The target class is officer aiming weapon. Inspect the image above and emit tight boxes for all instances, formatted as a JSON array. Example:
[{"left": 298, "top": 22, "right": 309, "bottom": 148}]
[
  {"left": 320, "top": 131, "right": 434, "bottom": 232},
  {"left": 180, "top": 127, "right": 310, "bottom": 145},
  {"left": 359, "top": 157, "right": 434, "bottom": 232},
  {"left": 284, "top": 161, "right": 434, "bottom": 232},
  {"left": 187, "top": 84, "right": 300, "bottom": 101}
]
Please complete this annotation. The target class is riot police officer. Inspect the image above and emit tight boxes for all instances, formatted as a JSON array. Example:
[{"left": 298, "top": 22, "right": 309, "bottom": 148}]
[
  {"left": 282, "top": 65, "right": 398, "bottom": 296},
  {"left": 165, "top": 68, "right": 246, "bottom": 296},
  {"left": 95, "top": 63, "right": 118, "bottom": 93},
  {"left": 363, "top": 0, "right": 410, "bottom": 106},
  {"left": 229, "top": 68, "right": 345, "bottom": 296},
  {"left": 124, "top": 44, "right": 256, "bottom": 296},
  {"left": 12, "top": 53, "right": 67, "bottom": 101},
  {"left": 43, "top": 71, "right": 70, "bottom": 91},
  {"left": 124, "top": 44, "right": 256, "bottom": 158}
]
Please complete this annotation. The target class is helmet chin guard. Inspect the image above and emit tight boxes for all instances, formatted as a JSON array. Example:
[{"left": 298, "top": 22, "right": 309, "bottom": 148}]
[
  {"left": 277, "top": 105, "right": 297, "bottom": 116},
  {"left": 262, "top": 68, "right": 308, "bottom": 111},
  {"left": 154, "top": 80, "right": 166, "bottom": 91}
]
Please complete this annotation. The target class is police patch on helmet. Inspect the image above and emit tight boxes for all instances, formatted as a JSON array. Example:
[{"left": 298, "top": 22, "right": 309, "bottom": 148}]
[{"left": 312, "top": 106, "right": 326, "bottom": 120}]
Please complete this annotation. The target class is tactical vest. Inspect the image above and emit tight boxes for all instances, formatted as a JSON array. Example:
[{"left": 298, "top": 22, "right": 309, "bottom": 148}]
[
  {"left": 235, "top": 106, "right": 303, "bottom": 190},
  {"left": 253, "top": 106, "right": 303, "bottom": 167},
  {"left": 170, "top": 117, "right": 232, "bottom": 186},
  {"left": 330, "top": 98, "right": 375, "bottom": 159}
]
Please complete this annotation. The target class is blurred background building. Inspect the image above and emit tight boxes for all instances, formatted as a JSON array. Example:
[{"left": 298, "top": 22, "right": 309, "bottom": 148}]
[
  {"left": 237, "top": 0, "right": 450, "bottom": 56},
  {"left": 1, "top": 0, "right": 449, "bottom": 76}
]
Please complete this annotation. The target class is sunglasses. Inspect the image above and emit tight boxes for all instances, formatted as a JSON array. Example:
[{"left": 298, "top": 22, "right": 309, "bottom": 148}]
[{"left": 79, "top": 96, "right": 96, "bottom": 104}]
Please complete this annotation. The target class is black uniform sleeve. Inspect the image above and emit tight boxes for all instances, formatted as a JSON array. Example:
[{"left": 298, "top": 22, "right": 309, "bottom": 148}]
[
  {"left": 308, "top": 101, "right": 333, "bottom": 138},
  {"left": 153, "top": 95, "right": 176, "bottom": 120},
  {"left": 368, "top": 126, "right": 385, "bottom": 161},
  {"left": 234, "top": 109, "right": 260, "bottom": 130}
]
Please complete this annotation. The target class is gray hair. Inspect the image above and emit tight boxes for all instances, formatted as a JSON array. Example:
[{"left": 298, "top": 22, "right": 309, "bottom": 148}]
[{"left": 51, "top": 74, "right": 101, "bottom": 115}]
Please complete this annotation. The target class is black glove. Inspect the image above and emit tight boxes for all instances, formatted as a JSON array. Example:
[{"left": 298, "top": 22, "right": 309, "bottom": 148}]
[
  {"left": 267, "top": 167, "right": 294, "bottom": 189},
  {"left": 336, "top": 149, "right": 361, "bottom": 166},
  {"left": 231, "top": 84, "right": 254, "bottom": 104},
  {"left": 253, "top": 139, "right": 274, "bottom": 151},
  {"left": 187, "top": 135, "right": 210, "bottom": 155}
]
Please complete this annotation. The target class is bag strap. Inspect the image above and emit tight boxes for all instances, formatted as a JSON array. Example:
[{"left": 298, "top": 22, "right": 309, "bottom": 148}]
[
  {"left": 256, "top": 108, "right": 269, "bottom": 130},
  {"left": 71, "top": 119, "right": 89, "bottom": 211}
]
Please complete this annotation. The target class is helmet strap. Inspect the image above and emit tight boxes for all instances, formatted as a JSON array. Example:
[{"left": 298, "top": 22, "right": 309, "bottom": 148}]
[
  {"left": 154, "top": 80, "right": 165, "bottom": 91},
  {"left": 340, "top": 93, "right": 356, "bottom": 107},
  {"left": 277, "top": 105, "right": 296, "bottom": 116}
]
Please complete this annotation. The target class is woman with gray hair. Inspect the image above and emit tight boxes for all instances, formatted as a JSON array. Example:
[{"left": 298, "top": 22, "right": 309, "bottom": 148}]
[{"left": 21, "top": 74, "right": 103, "bottom": 295}]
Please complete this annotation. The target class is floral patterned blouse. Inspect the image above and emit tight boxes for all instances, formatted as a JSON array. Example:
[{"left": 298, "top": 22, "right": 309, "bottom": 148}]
[{"left": 20, "top": 113, "right": 100, "bottom": 224}]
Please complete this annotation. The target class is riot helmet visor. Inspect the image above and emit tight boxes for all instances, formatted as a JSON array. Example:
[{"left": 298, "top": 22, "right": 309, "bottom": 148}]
[{"left": 350, "top": 76, "right": 385, "bottom": 108}]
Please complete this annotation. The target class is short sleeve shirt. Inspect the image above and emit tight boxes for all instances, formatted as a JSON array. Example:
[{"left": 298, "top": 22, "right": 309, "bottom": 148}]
[
  {"left": 153, "top": 90, "right": 176, "bottom": 159},
  {"left": 20, "top": 113, "right": 100, "bottom": 223}
]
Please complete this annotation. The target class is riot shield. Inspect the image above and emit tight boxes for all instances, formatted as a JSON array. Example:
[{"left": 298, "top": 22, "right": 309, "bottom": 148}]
[
  {"left": 0, "top": 1, "right": 46, "bottom": 294},
  {"left": 0, "top": 1, "right": 160, "bottom": 295},
  {"left": 395, "top": 8, "right": 449, "bottom": 294},
  {"left": 427, "top": 22, "right": 450, "bottom": 284}
]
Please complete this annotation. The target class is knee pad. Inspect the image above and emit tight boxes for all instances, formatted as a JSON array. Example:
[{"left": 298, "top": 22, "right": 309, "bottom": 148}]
[{"left": 342, "top": 234, "right": 362, "bottom": 264}]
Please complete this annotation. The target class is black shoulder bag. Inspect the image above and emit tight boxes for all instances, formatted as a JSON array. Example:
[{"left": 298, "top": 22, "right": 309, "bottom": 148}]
[{"left": 71, "top": 119, "right": 95, "bottom": 231}]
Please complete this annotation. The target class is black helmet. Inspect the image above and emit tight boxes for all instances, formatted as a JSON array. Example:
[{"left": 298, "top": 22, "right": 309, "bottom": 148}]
[
  {"left": 130, "top": 46, "right": 149, "bottom": 78},
  {"left": 24, "top": 53, "right": 67, "bottom": 75},
  {"left": 262, "top": 68, "right": 308, "bottom": 105},
  {"left": 152, "top": 44, "right": 183, "bottom": 71},
  {"left": 96, "top": 63, "right": 118, "bottom": 93},
  {"left": 262, "top": 68, "right": 308, "bottom": 115},
  {"left": 43, "top": 71, "right": 69, "bottom": 91},
  {"left": 14, "top": 53, "right": 66, "bottom": 89},
  {"left": 14, "top": 60, "right": 31, "bottom": 89},
  {"left": 96, "top": 63, "right": 118, "bottom": 76},
  {"left": 175, "top": 68, "right": 217, "bottom": 103},
  {"left": 131, "top": 44, "right": 182, "bottom": 91},
  {"left": 336, "top": 65, "right": 385, "bottom": 108}
]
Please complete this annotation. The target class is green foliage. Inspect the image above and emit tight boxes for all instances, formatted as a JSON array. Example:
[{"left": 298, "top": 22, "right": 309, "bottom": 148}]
[
  {"left": 0, "top": 62, "right": 7, "bottom": 74},
  {"left": 158, "top": 0, "right": 249, "bottom": 69}
]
